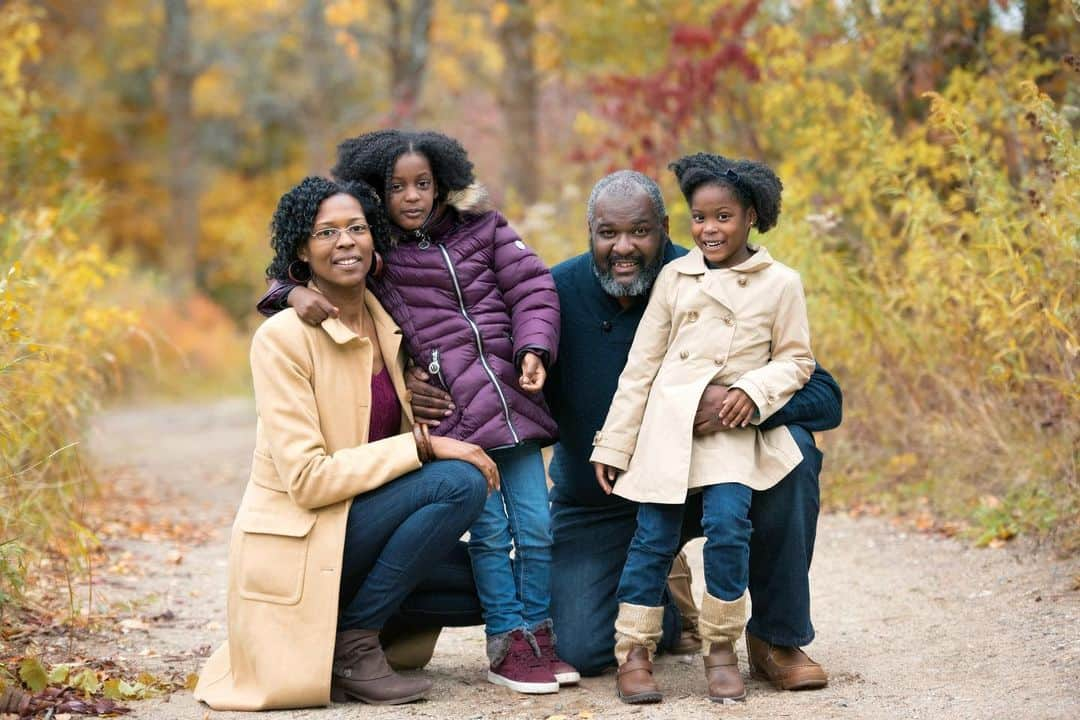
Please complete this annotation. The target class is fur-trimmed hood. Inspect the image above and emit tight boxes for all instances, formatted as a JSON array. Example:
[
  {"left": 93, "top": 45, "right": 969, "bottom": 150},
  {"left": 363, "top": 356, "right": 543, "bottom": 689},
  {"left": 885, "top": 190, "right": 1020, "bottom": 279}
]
[{"left": 445, "top": 183, "right": 494, "bottom": 215}]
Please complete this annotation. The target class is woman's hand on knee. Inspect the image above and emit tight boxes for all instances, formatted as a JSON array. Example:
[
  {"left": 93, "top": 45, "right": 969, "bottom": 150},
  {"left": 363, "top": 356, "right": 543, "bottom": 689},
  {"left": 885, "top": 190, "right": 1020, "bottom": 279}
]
[{"left": 430, "top": 437, "right": 500, "bottom": 492}]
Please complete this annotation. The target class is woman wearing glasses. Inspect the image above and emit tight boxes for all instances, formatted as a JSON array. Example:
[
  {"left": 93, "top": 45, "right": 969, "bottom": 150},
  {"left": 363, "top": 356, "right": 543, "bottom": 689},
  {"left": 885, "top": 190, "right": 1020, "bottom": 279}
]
[{"left": 194, "top": 177, "right": 498, "bottom": 710}]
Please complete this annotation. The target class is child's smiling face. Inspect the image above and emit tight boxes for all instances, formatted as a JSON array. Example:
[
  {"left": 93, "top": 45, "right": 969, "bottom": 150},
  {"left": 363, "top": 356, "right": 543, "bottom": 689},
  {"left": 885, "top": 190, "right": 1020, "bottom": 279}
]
[{"left": 689, "top": 182, "right": 756, "bottom": 268}]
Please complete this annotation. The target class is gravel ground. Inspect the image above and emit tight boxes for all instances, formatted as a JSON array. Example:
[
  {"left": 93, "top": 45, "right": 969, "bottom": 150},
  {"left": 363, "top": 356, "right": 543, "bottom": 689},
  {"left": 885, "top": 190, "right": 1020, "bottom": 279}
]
[{"left": 76, "top": 398, "right": 1079, "bottom": 720}]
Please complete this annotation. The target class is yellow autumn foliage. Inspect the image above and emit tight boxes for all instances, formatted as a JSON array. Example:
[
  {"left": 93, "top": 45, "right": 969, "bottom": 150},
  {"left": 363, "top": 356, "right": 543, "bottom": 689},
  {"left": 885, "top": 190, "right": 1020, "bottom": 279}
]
[
  {"left": 0, "top": 1, "right": 140, "bottom": 608},
  {"left": 745, "top": 22, "right": 1078, "bottom": 547}
]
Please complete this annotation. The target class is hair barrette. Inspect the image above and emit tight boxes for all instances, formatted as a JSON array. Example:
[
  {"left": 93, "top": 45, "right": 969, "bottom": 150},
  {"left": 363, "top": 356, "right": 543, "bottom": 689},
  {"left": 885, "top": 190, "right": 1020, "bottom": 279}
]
[{"left": 724, "top": 168, "right": 740, "bottom": 183}]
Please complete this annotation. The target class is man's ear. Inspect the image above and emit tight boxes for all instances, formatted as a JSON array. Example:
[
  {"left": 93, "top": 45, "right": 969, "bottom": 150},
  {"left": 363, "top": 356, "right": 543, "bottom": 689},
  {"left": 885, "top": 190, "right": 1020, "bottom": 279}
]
[{"left": 662, "top": 215, "right": 670, "bottom": 235}]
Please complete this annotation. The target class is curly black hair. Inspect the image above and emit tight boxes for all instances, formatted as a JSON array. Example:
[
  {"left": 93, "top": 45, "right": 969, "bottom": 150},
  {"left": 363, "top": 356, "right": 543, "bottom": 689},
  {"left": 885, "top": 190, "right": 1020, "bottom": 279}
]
[
  {"left": 332, "top": 129, "right": 475, "bottom": 206},
  {"left": 668, "top": 153, "right": 783, "bottom": 233},
  {"left": 265, "top": 176, "right": 392, "bottom": 282}
]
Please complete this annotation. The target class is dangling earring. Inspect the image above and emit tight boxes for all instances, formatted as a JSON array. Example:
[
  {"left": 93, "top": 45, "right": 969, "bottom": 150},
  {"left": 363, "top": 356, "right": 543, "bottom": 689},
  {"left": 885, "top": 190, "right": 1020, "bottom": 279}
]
[
  {"left": 287, "top": 259, "right": 311, "bottom": 284},
  {"left": 367, "top": 251, "right": 384, "bottom": 279}
]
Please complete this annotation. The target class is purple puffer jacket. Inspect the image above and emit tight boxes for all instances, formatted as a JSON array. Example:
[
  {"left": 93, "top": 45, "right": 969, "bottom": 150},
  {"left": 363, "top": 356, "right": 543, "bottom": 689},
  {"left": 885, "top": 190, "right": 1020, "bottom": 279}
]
[
  {"left": 258, "top": 186, "right": 560, "bottom": 450},
  {"left": 372, "top": 187, "right": 559, "bottom": 449}
]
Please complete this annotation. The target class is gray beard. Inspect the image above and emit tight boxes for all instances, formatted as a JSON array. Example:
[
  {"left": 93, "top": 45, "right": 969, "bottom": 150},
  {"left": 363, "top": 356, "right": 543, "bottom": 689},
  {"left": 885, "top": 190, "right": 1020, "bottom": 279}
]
[{"left": 591, "top": 253, "right": 664, "bottom": 298}]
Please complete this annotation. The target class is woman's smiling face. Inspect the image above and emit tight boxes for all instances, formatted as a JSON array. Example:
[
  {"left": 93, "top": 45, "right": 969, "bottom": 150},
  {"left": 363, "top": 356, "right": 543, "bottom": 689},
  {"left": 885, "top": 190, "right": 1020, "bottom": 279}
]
[
  {"left": 299, "top": 193, "right": 374, "bottom": 291},
  {"left": 689, "top": 182, "right": 756, "bottom": 268},
  {"left": 387, "top": 152, "right": 437, "bottom": 231}
]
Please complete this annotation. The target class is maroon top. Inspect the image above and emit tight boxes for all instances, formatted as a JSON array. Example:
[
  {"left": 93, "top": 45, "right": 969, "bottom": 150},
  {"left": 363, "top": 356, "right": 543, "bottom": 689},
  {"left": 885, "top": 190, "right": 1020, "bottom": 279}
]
[{"left": 367, "top": 367, "right": 402, "bottom": 443}]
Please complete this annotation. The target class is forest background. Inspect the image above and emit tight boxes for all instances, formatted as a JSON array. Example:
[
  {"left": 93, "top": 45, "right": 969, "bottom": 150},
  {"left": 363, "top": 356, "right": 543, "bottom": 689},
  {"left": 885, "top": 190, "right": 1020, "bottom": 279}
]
[{"left": 1, "top": 0, "right": 1077, "bottom": 618}]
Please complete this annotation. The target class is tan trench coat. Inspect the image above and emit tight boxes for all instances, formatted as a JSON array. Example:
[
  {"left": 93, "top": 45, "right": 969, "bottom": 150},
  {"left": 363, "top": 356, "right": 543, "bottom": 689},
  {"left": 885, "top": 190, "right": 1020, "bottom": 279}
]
[
  {"left": 194, "top": 292, "right": 426, "bottom": 710},
  {"left": 590, "top": 247, "right": 815, "bottom": 504}
]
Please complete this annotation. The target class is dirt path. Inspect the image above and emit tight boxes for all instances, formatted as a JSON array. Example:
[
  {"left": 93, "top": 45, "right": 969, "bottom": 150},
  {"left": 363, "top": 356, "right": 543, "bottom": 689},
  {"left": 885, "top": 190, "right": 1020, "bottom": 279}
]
[{"left": 80, "top": 399, "right": 1079, "bottom": 720}]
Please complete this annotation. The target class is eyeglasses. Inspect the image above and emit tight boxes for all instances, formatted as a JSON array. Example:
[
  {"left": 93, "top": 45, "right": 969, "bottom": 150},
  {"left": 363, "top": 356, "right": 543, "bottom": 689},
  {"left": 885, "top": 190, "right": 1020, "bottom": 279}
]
[{"left": 310, "top": 224, "right": 370, "bottom": 241}]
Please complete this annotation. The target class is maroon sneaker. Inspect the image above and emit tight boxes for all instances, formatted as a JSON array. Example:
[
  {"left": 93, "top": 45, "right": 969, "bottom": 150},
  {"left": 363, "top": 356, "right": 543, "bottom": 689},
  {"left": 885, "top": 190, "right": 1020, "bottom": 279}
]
[
  {"left": 488, "top": 629, "right": 559, "bottom": 694},
  {"left": 532, "top": 624, "right": 580, "bottom": 685}
]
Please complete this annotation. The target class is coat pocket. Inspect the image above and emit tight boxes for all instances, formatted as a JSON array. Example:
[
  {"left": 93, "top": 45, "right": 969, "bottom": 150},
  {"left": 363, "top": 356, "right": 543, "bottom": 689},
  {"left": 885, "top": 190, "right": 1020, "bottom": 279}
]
[{"left": 236, "top": 507, "right": 316, "bottom": 606}]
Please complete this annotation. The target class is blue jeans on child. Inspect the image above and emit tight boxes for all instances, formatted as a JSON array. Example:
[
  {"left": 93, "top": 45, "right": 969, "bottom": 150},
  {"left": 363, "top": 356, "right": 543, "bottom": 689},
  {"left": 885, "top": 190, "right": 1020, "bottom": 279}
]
[
  {"left": 617, "top": 483, "right": 754, "bottom": 606},
  {"left": 337, "top": 459, "right": 487, "bottom": 631},
  {"left": 468, "top": 442, "right": 552, "bottom": 636}
]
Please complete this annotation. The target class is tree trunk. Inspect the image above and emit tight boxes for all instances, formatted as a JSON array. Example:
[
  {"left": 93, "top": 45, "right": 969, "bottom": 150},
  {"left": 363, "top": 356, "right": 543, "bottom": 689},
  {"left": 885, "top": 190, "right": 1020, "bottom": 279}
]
[
  {"left": 301, "top": 0, "right": 333, "bottom": 174},
  {"left": 1022, "top": 0, "right": 1068, "bottom": 101},
  {"left": 495, "top": 0, "right": 540, "bottom": 205},
  {"left": 385, "top": 0, "right": 434, "bottom": 127},
  {"left": 161, "top": 0, "right": 199, "bottom": 291}
]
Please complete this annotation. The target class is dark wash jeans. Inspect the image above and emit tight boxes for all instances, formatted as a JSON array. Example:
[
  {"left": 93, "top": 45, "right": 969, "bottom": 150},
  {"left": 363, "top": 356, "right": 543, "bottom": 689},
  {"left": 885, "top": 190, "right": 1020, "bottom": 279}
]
[
  {"left": 618, "top": 483, "right": 754, "bottom": 606},
  {"left": 550, "top": 425, "right": 822, "bottom": 676},
  {"left": 337, "top": 459, "right": 487, "bottom": 631}
]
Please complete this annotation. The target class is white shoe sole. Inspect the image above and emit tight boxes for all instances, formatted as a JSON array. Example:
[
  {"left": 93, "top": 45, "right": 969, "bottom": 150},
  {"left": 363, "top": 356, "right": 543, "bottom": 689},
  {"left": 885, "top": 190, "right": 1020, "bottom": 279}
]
[
  {"left": 555, "top": 671, "right": 580, "bottom": 685},
  {"left": 487, "top": 671, "right": 559, "bottom": 694}
]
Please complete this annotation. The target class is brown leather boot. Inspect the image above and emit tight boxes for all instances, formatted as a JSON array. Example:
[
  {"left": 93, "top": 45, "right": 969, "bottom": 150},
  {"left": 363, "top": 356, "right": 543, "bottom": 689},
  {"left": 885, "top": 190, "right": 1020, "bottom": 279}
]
[
  {"left": 331, "top": 628, "right": 433, "bottom": 705},
  {"left": 746, "top": 630, "right": 828, "bottom": 690},
  {"left": 616, "top": 646, "right": 663, "bottom": 704},
  {"left": 704, "top": 641, "right": 746, "bottom": 702},
  {"left": 667, "top": 550, "right": 701, "bottom": 655}
]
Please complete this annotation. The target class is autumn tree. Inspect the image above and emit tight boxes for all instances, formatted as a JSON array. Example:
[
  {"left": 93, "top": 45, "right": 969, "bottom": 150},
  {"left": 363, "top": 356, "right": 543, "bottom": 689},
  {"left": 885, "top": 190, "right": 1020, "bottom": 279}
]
[{"left": 162, "top": 0, "right": 200, "bottom": 291}]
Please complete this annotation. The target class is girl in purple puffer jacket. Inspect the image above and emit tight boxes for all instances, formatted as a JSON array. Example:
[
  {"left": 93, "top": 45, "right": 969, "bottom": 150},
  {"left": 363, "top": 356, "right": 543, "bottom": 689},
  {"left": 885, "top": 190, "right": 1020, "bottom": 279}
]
[{"left": 257, "top": 130, "right": 577, "bottom": 695}]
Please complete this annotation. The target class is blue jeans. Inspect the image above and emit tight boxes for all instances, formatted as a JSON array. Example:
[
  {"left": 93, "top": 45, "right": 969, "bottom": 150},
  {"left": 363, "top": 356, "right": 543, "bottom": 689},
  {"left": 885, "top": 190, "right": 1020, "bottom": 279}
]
[
  {"left": 338, "top": 459, "right": 487, "bottom": 630},
  {"left": 618, "top": 484, "right": 753, "bottom": 606},
  {"left": 551, "top": 425, "right": 821, "bottom": 675},
  {"left": 468, "top": 443, "right": 552, "bottom": 636}
]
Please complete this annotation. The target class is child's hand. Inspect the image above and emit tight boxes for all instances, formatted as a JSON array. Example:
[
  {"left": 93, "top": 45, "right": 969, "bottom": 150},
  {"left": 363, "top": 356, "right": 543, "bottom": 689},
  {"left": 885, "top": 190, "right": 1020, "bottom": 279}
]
[
  {"left": 717, "top": 387, "right": 756, "bottom": 428},
  {"left": 289, "top": 286, "right": 338, "bottom": 326},
  {"left": 593, "top": 462, "right": 620, "bottom": 495},
  {"left": 519, "top": 351, "right": 546, "bottom": 392}
]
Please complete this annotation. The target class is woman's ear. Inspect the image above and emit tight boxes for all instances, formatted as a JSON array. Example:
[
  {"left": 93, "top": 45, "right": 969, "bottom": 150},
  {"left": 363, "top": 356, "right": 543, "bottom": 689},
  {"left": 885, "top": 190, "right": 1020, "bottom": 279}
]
[{"left": 298, "top": 247, "right": 309, "bottom": 263}]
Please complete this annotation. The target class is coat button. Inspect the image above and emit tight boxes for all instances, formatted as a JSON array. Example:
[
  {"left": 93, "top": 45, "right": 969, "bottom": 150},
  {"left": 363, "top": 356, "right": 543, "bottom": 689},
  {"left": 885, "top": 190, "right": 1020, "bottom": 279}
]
[
  {"left": 601, "top": 320, "right": 613, "bottom": 332},
  {"left": 687, "top": 311, "right": 698, "bottom": 322},
  {"left": 679, "top": 351, "right": 689, "bottom": 360},
  {"left": 723, "top": 315, "right": 734, "bottom": 325},
  {"left": 737, "top": 276, "right": 748, "bottom": 287}
]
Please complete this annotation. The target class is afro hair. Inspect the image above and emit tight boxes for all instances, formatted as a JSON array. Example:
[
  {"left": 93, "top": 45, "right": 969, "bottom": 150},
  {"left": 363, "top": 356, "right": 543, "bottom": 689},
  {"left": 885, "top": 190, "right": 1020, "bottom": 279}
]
[
  {"left": 668, "top": 152, "right": 783, "bottom": 233},
  {"left": 265, "top": 176, "right": 391, "bottom": 282}
]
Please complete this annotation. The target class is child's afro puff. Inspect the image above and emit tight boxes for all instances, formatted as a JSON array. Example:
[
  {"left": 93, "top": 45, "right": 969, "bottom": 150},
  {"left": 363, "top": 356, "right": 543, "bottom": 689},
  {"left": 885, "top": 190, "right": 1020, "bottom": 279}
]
[{"left": 668, "top": 152, "right": 783, "bottom": 233}]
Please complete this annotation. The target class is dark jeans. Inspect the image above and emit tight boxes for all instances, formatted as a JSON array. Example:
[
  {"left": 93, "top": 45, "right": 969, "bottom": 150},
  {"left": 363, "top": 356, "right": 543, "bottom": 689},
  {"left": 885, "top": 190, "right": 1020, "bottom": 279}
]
[
  {"left": 337, "top": 459, "right": 487, "bottom": 631},
  {"left": 617, "top": 483, "right": 753, "bottom": 606},
  {"left": 551, "top": 425, "right": 822, "bottom": 676}
]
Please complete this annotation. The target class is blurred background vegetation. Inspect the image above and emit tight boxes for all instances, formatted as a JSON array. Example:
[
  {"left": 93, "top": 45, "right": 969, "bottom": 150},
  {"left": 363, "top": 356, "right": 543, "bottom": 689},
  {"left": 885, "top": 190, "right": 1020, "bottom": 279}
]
[{"left": 1, "top": 0, "right": 1077, "bottom": 613}]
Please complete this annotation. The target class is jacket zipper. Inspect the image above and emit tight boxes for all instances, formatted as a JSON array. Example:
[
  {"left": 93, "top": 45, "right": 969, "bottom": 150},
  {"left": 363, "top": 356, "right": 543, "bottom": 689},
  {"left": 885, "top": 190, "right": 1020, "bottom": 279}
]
[
  {"left": 435, "top": 243, "right": 520, "bottom": 445},
  {"left": 427, "top": 348, "right": 447, "bottom": 389}
]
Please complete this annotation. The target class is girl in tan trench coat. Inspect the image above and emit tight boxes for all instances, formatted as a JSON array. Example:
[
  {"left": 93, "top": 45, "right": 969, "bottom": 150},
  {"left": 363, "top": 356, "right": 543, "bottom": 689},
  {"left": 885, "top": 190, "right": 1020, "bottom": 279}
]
[
  {"left": 591, "top": 154, "right": 815, "bottom": 705},
  {"left": 194, "top": 177, "right": 498, "bottom": 710}
]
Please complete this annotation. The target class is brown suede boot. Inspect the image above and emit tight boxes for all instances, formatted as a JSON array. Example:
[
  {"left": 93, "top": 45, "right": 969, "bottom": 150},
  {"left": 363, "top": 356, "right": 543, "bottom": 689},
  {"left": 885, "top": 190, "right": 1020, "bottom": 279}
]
[
  {"left": 331, "top": 628, "right": 433, "bottom": 705},
  {"left": 616, "top": 646, "right": 663, "bottom": 704},
  {"left": 667, "top": 550, "right": 701, "bottom": 655},
  {"left": 704, "top": 641, "right": 746, "bottom": 702}
]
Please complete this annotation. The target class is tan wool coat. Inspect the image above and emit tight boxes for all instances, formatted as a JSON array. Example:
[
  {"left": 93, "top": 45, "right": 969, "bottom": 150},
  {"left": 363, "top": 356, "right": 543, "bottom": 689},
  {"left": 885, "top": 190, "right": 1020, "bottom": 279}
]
[
  {"left": 194, "top": 291, "right": 425, "bottom": 711},
  {"left": 590, "top": 247, "right": 815, "bottom": 504}
]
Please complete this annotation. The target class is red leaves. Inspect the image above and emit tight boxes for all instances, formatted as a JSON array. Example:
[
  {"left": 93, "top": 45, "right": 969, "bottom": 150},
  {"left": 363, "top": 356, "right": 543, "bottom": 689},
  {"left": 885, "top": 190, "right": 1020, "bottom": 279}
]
[
  {"left": 576, "top": 1, "right": 763, "bottom": 175},
  {"left": 25, "top": 686, "right": 131, "bottom": 717}
]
